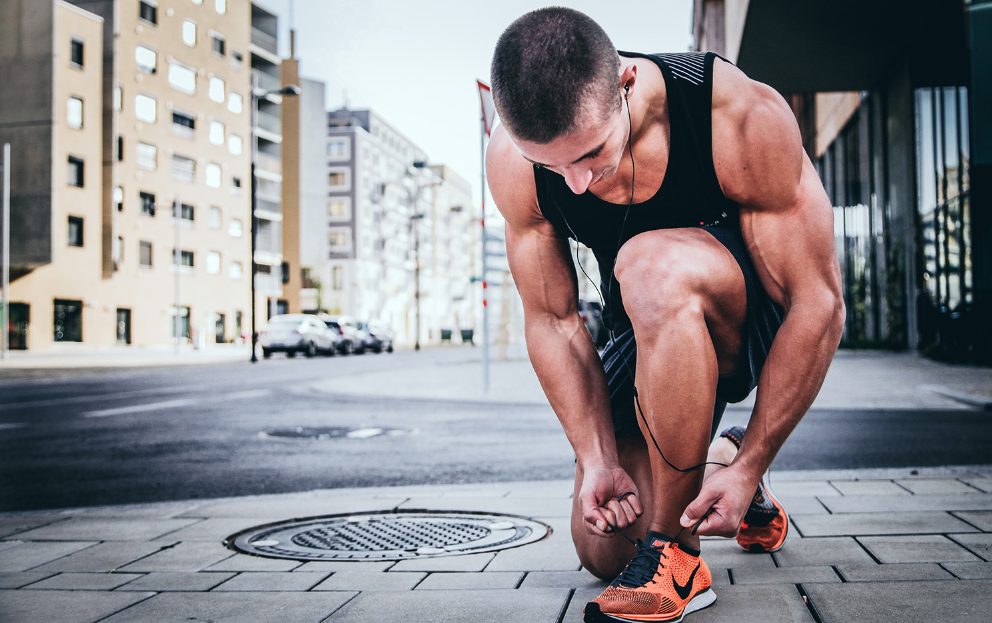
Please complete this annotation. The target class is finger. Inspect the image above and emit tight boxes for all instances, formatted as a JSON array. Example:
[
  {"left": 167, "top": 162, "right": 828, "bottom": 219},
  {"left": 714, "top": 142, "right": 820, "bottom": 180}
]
[
  {"left": 624, "top": 492, "right": 644, "bottom": 517},
  {"left": 599, "top": 506, "right": 619, "bottom": 531},
  {"left": 605, "top": 499, "right": 627, "bottom": 528},
  {"left": 680, "top": 488, "right": 720, "bottom": 528},
  {"left": 584, "top": 508, "right": 614, "bottom": 537},
  {"left": 692, "top": 510, "right": 737, "bottom": 538},
  {"left": 617, "top": 498, "right": 638, "bottom": 525}
]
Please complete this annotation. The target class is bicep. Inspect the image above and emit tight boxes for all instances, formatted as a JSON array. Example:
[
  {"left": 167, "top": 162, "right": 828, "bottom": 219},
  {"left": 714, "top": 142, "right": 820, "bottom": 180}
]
[{"left": 505, "top": 220, "right": 579, "bottom": 320}]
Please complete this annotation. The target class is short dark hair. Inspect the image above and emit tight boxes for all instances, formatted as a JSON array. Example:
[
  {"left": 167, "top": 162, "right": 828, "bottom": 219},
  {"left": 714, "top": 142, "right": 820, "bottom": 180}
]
[{"left": 491, "top": 7, "right": 620, "bottom": 144}]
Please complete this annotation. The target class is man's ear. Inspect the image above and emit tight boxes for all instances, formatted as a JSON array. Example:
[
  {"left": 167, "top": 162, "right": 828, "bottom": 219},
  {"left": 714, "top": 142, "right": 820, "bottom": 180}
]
[{"left": 618, "top": 62, "right": 638, "bottom": 96}]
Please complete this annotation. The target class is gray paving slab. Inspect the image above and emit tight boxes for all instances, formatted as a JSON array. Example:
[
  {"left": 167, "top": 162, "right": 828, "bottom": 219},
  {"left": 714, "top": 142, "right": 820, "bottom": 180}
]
[
  {"left": 211, "top": 571, "right": 329, "bottom": 591},
  {"left": 114, "top": 571, "right": 236, "bottom": 591},
  {"left": 99, "top": 591, "right": 358, "bottom": 623},
  {"left": 762, "top": 480, "right": 839, "bottom": 497},
  {"left": 390, "top": 553, "right": 494, "bottom": 572},
  {"left": 895, "top": 478, "right": 982, "bottom": 495},
  {"left": 792, "top": 511, "right": 976, "bottom": 536},
  {"left": 699, "top": 539, "right": 777, "bottom": 570},
  {"left": 151, "top": 517, "right": 276, "bottom": 541},
  {"left": 0, "top": 515, "right": 69, "bottom": 539},
  {"left": 0, "top": 588, "right": 154, "bottom": 623},
  {"left": 836, "top": 563, "right": 954, "bottom": 582},
  {"left": 948, "top": 532, "right": 992, "bottom": 561},
  {"left": 519, "top": 570, "right": 607, "bottom": 589},
  {"left": 772, "top": 536, "right": 875, "bottom": 567},
  {"left": 942, "top": 561, "right": 992, "bottom": 579},
  {"left": 485, "top": 537, "right": 581, "bottom": 572},
  {"left": 397, "top": 496, "right": 572, "bottom": 517},
  {"left": 326, "top": 588, "right": 570, "bottom": 623},
  {"left": 10, "top": 517, "right": 198, "bottom": 541},
  {"left": 820, "top": 493, "right": 992, "bottom": 513},
  {"left": 312, "top": 570, "right": 426, "bottom": 591},
  {"left": 804, "top": 580, "right": 992, "bottom": 623},
  {"left": 0, "top": 572, "right": 58, "bottom": 588},
  {"left": 954, "top": 510, "right": 992, "bottom": 531},
  {"left": 293, "top": 560, "right": 396, "bottom": 572},
  {"left": 30, "top": 541, "right": 167, "bottom": 572},
  {"left": 730, "top": 564, "right": 840, "bottom": 585},
  {"left": 686, "top": 585, "right": 817, "bottom": 623},
  {"left": 56, "top": 501, "right": 203, "bottom": 519},
  {"left": 416, "top": 571, "right": 523, "bottom": 590},
  {"left": 829, "top": 480, "right": 910, "bottom": 496},
  {"left": 0, "top": 540, "right": 20, "bottom": 552},
  {"left": 960, "top": 477, "right": 992, "bottom": 493},
  {"left": 504, "top": 482, "right": 573, "bottom": 499},
  {"left": 561, "top": 586, "right": 603, "bottom": 623},
  {"left": 205, "top": 553, "right": 303, "bottom": 571},
  {"left": 24, "top": 571, "right": 143, "bottom": 590},
  {"left": 0, "top": 540, "right": 97, "bottom": 572},
  {"left": 858, "top": 535, "right": 981, "bottom": 563},
  {"left": 769, "top": 495, "right": 830, "bottom": 514},
  {"left": 178, "top": 496, "right": 408, "bottom": 519},
  {"left": 117, "top": 541, "right": 234, "bottom": 572}
]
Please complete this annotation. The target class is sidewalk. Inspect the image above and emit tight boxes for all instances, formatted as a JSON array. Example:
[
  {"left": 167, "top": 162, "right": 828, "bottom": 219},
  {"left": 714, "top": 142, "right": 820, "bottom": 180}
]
[{"left": 0, "top": 344, "right": 250, "bottom": 370}]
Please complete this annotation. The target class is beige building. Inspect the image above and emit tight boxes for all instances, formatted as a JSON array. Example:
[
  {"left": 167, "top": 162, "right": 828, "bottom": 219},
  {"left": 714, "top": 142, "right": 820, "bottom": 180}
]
[{"left": 1, "top": 0, "right": 259, "bottom": 350}]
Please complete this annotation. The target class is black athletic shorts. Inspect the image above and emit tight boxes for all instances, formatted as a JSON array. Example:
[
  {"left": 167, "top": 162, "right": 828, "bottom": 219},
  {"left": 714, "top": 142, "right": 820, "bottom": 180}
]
[{"left": 600, "top": 225, "right": 785, "bottom": 439}]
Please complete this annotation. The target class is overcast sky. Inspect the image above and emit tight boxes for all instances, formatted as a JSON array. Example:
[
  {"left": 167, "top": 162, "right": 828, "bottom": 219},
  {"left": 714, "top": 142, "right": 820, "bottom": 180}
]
[{"left": 255, "top": 0, "right": 694, "bottom": 207}]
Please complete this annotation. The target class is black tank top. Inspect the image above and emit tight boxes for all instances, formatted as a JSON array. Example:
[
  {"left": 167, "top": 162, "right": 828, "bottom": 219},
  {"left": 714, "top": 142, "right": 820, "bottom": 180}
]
[{"left": 534, "top": 51, "right": 739, "bottom": 331}]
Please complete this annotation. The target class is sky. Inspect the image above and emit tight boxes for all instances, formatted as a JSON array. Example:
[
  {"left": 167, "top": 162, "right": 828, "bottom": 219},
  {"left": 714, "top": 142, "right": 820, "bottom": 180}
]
[{"left": 254, "top": 0, "right": 695, "bottom": 208}]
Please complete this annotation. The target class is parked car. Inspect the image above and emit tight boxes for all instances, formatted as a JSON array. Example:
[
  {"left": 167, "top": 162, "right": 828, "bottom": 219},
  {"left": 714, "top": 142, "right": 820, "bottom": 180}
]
[
  {"left": 578, "top": 299, "right": 607, "bottom": 348},
  {"left": 358, "top": 321, "right": 394, "bottom": 353},
  {"left": 320, "top": 314, "right": 366, "bottom": 355},
  {"left": 260, "top": 314, "right": 337, "bottom": 358}
]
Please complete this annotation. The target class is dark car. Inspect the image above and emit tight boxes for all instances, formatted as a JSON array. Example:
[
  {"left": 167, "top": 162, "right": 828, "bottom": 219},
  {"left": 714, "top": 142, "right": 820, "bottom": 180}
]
[
  {"left": 358, "top": 321, "right": 394, "bottom": 353},
  {"left": 578, "top": 299, "right": 607, "bottom": 348},
  {"left": 319, "top": 314, "right": 366, "bottom": 355}
]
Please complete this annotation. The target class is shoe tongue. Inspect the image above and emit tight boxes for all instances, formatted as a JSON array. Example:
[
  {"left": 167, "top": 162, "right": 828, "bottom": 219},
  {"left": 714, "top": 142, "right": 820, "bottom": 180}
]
[{"left": 644, "top": 531, "right": 675, "bottom": 549}]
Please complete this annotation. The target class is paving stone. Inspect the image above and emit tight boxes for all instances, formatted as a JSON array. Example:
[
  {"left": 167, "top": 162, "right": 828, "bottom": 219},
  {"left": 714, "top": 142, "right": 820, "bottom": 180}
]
[
  {"left": 0, "top": 572, "right": 58, "bottom": 589},
  {"left": 829, "top": 480, "right": 910, "bottom": 496},
  {"left": 759, "top": 480, "right": 840, "bottom": 497},
  {"left": 948, "top": 533, "right": 992, "bottom": 561},
  {"left": 326, "top": 588, "right": 569, "bottom": 623},
  {"left": 504, "top": 482, "right": 573, "bottom": 499},
  {"left": 10, "top": 517, "right": 198, "bottom": 541},
  {"left": 390, "top": 553, "right": 494, "bottom": 572},
  {"left": 895, "top": 478, "right": 981, "bottom": 495},
  {"left": 31, "top": 541, "right": 167, "bottom": 572},
  {"left": 99, "top": 591, "right": 357, "bottom": 623},
  {"left": 770, "top": 495, "right": 830, "bottom": 514},
  {"left": 698, "top": 539, "right": 777, "bottom": 570},
  {"left": 212, "top": 571, "right": 329, "bottom": 591},
  {"left": 0, "top": 589, "right": 154, "bottom": 623},
  {"left": 731, "top": 565, "right": 840, "bottom": 585},
  {"left": 293, "top": 560, "right": 395, "bottom": 572},
  {"left": 710, "top": 567, "right": 732, "bottom": 587},
  {"left": 150, "top": 517, "right": 275, "bottom": 541},
  {"left": 0, "top": 541, "right": 97, "bottom": 572},
  {"left": 820, "top": 493, "right": 992, "bottom": 514},
  {"left": 0, "top": 540, "right": 20, "bottom": 551},
  {"left": 804, "top": 580, "right": 992, "bottom": 623},
  {"left": 689, "top": 584, "right": 816, "bottom": 623},
  {"left": 205, "top": 553, "right": 303, "bottom": 571},
  {"left": 24, "top": 572, "right": 143, "bottom": 590},
  {"left": 485, "top": 538, "right": 581, "bottom": 572},
  {"left": 792, "top": 511, "right": 976, "bottom": 536},
  {"left": 397, "top": 496, "right": 571, "bottom": 517},
  {"left": 416, "top": 571, "right": 523, "bottom": 590},
  {"left": 179, "top": 496, "right": 407, "bottom": 518},
  {"left": 772, "top": 536, "right": 875, "bottom": 567},
  {"left": 312, "top": 570, "right": 426, "bottom": 591},
  {"left": 117, "top": 541, "right": 234, "bottom": 572},
  {"left": 858, "top": 535, "right": 981, "bottom": 563},
  {"left": 942, "top": 562, "right": 992, "bottom": 579},
  {"left": 960, "top": 477, "right": 992, "bottom": 493},
  {"left": 519, "top": 570, "right": 606, "bottom": 589},
  {"left": 836, "top": 563, "right": 954, "bottom": 582},
  {"left": 562, "top": 586, "right": 604, "bottom": 623},
  {"left": 114, "top": 571, "right": 235, "bottom": 591},
  {"left": 953, "top": 510, "right": 992, "bottom": 531},
  {"left": 0, "top": 515, "right": 69, "bottom": 539}
]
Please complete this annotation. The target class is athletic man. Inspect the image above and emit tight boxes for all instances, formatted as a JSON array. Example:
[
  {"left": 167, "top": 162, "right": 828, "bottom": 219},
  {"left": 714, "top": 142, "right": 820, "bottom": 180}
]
[{"left": 486, "top": 8, "right": 844, "bottom": 622}]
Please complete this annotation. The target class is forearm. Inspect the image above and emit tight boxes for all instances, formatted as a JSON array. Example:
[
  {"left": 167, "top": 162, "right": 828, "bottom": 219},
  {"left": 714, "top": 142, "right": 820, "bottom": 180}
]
[
  {"left": 525, "top": 313, "right": 618, "bottom": 468},
  {"left": 734, "top": 298, "right": 844, "bottom": 478}
]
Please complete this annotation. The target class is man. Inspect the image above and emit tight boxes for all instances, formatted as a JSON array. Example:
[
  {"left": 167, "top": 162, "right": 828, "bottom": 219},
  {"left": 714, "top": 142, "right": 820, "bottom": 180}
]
[{"left": 486, "top": 7, "right": 844, "bottom": 623}]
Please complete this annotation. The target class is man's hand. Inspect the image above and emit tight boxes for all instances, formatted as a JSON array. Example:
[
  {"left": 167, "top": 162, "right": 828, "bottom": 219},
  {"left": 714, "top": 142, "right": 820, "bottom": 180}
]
[
  {"left": 578, "top": 465, "right": 644, "bottom": 537},
  {"left": 679, "top": 465, "right": 758, "bottom": 537}
]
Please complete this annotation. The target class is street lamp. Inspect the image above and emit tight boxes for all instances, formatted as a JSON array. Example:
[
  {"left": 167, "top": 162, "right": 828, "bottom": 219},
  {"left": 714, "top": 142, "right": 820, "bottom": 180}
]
[{"left": 250, "top": 81, "right": 300, "bottom": 363}]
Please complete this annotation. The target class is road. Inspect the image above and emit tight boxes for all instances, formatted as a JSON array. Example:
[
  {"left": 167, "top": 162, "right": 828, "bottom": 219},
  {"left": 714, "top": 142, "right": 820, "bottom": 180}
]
[{"left": 1, "top": 348, "right": 990, "bottom": 512}]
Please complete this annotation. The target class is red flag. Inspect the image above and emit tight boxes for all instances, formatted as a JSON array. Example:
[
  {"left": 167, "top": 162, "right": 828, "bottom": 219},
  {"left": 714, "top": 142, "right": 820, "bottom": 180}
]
[{"left": 477, "top": 80, "right": 495, "bottom": 137}]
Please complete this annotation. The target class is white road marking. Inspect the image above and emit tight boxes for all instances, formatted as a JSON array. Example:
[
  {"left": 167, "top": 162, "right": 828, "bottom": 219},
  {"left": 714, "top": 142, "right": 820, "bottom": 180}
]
[
  {"left": 81, "top": 388, "right": 273, "bottom": 418},
  {"left": 346, "top": 427, "right": 385, "bottom": 439}
]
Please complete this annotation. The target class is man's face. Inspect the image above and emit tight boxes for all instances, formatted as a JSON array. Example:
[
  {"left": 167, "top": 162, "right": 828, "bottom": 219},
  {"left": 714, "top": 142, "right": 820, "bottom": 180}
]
[{"left": 512, "top": 98, "right": 627, "bottom": 196}]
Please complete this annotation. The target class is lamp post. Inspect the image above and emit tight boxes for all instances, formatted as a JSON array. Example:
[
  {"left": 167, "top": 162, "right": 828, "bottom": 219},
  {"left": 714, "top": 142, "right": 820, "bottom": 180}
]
[{"left": 250, "top": 79, "right": 300, "bottom": 363}]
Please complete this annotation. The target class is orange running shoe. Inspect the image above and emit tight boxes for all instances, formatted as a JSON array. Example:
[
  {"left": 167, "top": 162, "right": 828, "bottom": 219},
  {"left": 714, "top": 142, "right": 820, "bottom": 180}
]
[
  {"left": 585, "top": 532, "right": 716, "bottom": 622},
  {"left": 719, "top": 426, "right": 789, "bottom": 553}
]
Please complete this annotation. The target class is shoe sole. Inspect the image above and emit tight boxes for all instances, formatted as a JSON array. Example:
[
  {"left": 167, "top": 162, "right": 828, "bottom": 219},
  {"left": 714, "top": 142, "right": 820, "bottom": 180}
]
[
  {"left": 584, "top": 588, "right": 717, "bottom": 622},
  {"left": 739, "top": 475, "right": 789, "bottom": 553}
]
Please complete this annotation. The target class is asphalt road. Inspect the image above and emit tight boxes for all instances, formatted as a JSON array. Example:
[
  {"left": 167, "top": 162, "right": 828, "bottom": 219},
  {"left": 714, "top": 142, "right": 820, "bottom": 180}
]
[{"left": 1, "top": 350, "right": 990, "bottom": 512}]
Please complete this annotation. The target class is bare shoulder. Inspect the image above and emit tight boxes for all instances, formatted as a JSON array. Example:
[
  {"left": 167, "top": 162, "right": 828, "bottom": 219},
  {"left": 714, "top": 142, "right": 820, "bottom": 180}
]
[
  {"left": 710, "top": 57, "right": 804, "bottom": 211},
  {"left": 486, "top": 125, "right": 546, "bottom": 229}
]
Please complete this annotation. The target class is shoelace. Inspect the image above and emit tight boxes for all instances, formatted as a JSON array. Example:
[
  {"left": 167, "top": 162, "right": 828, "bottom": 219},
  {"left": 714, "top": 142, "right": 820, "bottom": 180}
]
[{"left": 612, "top": 541, "right": 670, "bottom": 588}]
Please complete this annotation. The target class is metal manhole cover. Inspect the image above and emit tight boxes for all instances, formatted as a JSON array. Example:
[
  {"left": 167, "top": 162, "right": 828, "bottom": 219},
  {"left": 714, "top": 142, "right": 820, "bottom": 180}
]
[
  {"left": 258, "top": 426, "right": 410, "bottom": 440},
  {"left": 226, "top": 511, "right": 550, "bottom": 561}
]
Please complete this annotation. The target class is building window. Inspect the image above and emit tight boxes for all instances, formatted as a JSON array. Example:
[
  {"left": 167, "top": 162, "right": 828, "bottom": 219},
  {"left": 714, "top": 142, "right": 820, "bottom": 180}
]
[
  {"left": 211, "top": 33, "right": 226, "bottom": 56},
  {"left": 209, "top": 120, "right": 225, "bottom": 145},
  {"left": 140, "top": 191, "right": 156, "bottom": 215},
  {"left": 229, "top": 261, "right": 242, "bottom": 279},
  {"left": 328, "top": 169, "right": 349, "bottom": 189},
  {"left": 182, "top": 19, "right": 196, "bottom": 47},
  {"left": 228, "top": 134, "right": 242, "bottom": 155},
  {"left": 332, "top": 266, "right": 343, "bottom": 290},
  {"left": 168, "top": 61, "right": 196, "bottom": 95},
  {"left": 135, "top": 94, "right": 156, "bottom": 123},
  {"left": 139, "top": 240, "right": 153, "bottom": 266},
  {"left": 173, "top": 249, "right": 195, "bottom": 267},
  {"left": 70, "top": 38, "right": 84, "bottom": 67},
  {"left": 215, "top": 312, "right": 226, "bottom": 343},
  {"left": 67, "top": 96, "right": 83, "bottom": 129},
  {"left": 328, "top": 227, "right": 351, "bottom": 251},
  {"left": 135, "top": 45, "right": 157, "bottom": 73},
  {"left": 172, "top": 201, "right": 195, "bottom": 221},
  {"left": 114, "top": 235, "right": 124, "bottom": 265},
  {"left": 116, "top": 135, "right": 124, "bottom": 162},
  {"left": 228, "top": 218, "right": 243, "bottom": 237},
  {"left": 205, "top": 162, "right": 221, "bottom": 188},
  {"left": 67, "top": 156, "right": 84, "bottom": 187},
  {"left": 53, "top": 299, "right": 83, "bottom": 343},
  {"left": 227, "top": 92, "right": 242, "bottom": 114},
  {"left": 232, "top": 176, "right": 242, "bottom": 189},
  {"left": 114, "top": 186, "right": 123, "bottom": 212},
  {"left": 136, "top": 142, "right": 157, "bottom": 170},
  {"left": 171, "top": 154, "right": 196, "bottom": 182},
  {"left": 215, "top": 0, "right": 226, "bottom": 14},
  {"left": 208, "top": 76, "right": 225, "bottom": 103},
  {"left": 138, "top": 0, "right": 157, "bottom": 26},
  {"left": 327, "top": 197, "right": 350, "bottom": 221},
  {"left": 171, "top": 306, "right": 191, "bottom": 340},
  {"left": 116, "top": 308, "right": 132, "bottom": 345},
  {"left": 206, "top": 251, "right": 221, "bottom": 274},
  {"left": 172, "top": 110, "right": 195, "bottom": 136},
  {"left": 67, "top": 216, "right": 84, "bottom": 247},
  {"left": 327, "top": 138, "right": 350, "bottom": 160},
  {"left": 208, "top": 206, "right": 222, "bottom": 229}
]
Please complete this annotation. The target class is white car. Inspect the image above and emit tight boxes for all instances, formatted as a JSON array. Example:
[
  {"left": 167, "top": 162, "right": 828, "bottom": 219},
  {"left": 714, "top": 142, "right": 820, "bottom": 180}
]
[{"left": 260, "top": 314, "right": 337, "bottom": 358}]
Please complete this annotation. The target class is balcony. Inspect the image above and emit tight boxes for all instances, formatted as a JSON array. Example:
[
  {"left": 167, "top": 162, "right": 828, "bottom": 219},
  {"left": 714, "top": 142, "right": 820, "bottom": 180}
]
[
  {"left": 256, "top": 109, "right": 281, "bottom": 135},
  {"left": 251, "top": 27, "right": 278, "bottom": 55},
  {"left": 252, "top": 69, "right": 281, "bottom": 94}
]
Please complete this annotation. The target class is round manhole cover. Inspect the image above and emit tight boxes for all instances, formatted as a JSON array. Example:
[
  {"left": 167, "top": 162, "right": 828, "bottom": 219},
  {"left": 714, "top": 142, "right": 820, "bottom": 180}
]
[
  {"left": 225, "top": 511, "right": 551, "bottom": 561},
  {"left": 258, "top": 426, "right": 410, "bottom": 440}
]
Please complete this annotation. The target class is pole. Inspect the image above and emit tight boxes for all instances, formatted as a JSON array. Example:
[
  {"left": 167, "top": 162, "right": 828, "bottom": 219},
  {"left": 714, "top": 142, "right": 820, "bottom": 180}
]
[
  {"left": 479, "top": 118, "right": 490, "bottom": 392},
  {"left": 250, "top": 73, "right": 259, "bottom": 363},
  {"left": 414, "top": 212, "right": 421, "bottom": 351},
  {"left": 173, "top": 198, "right": 181, "bottom": 353},
  {"left": 1, "top": 143, "right": 10, "bottom": 359}
]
